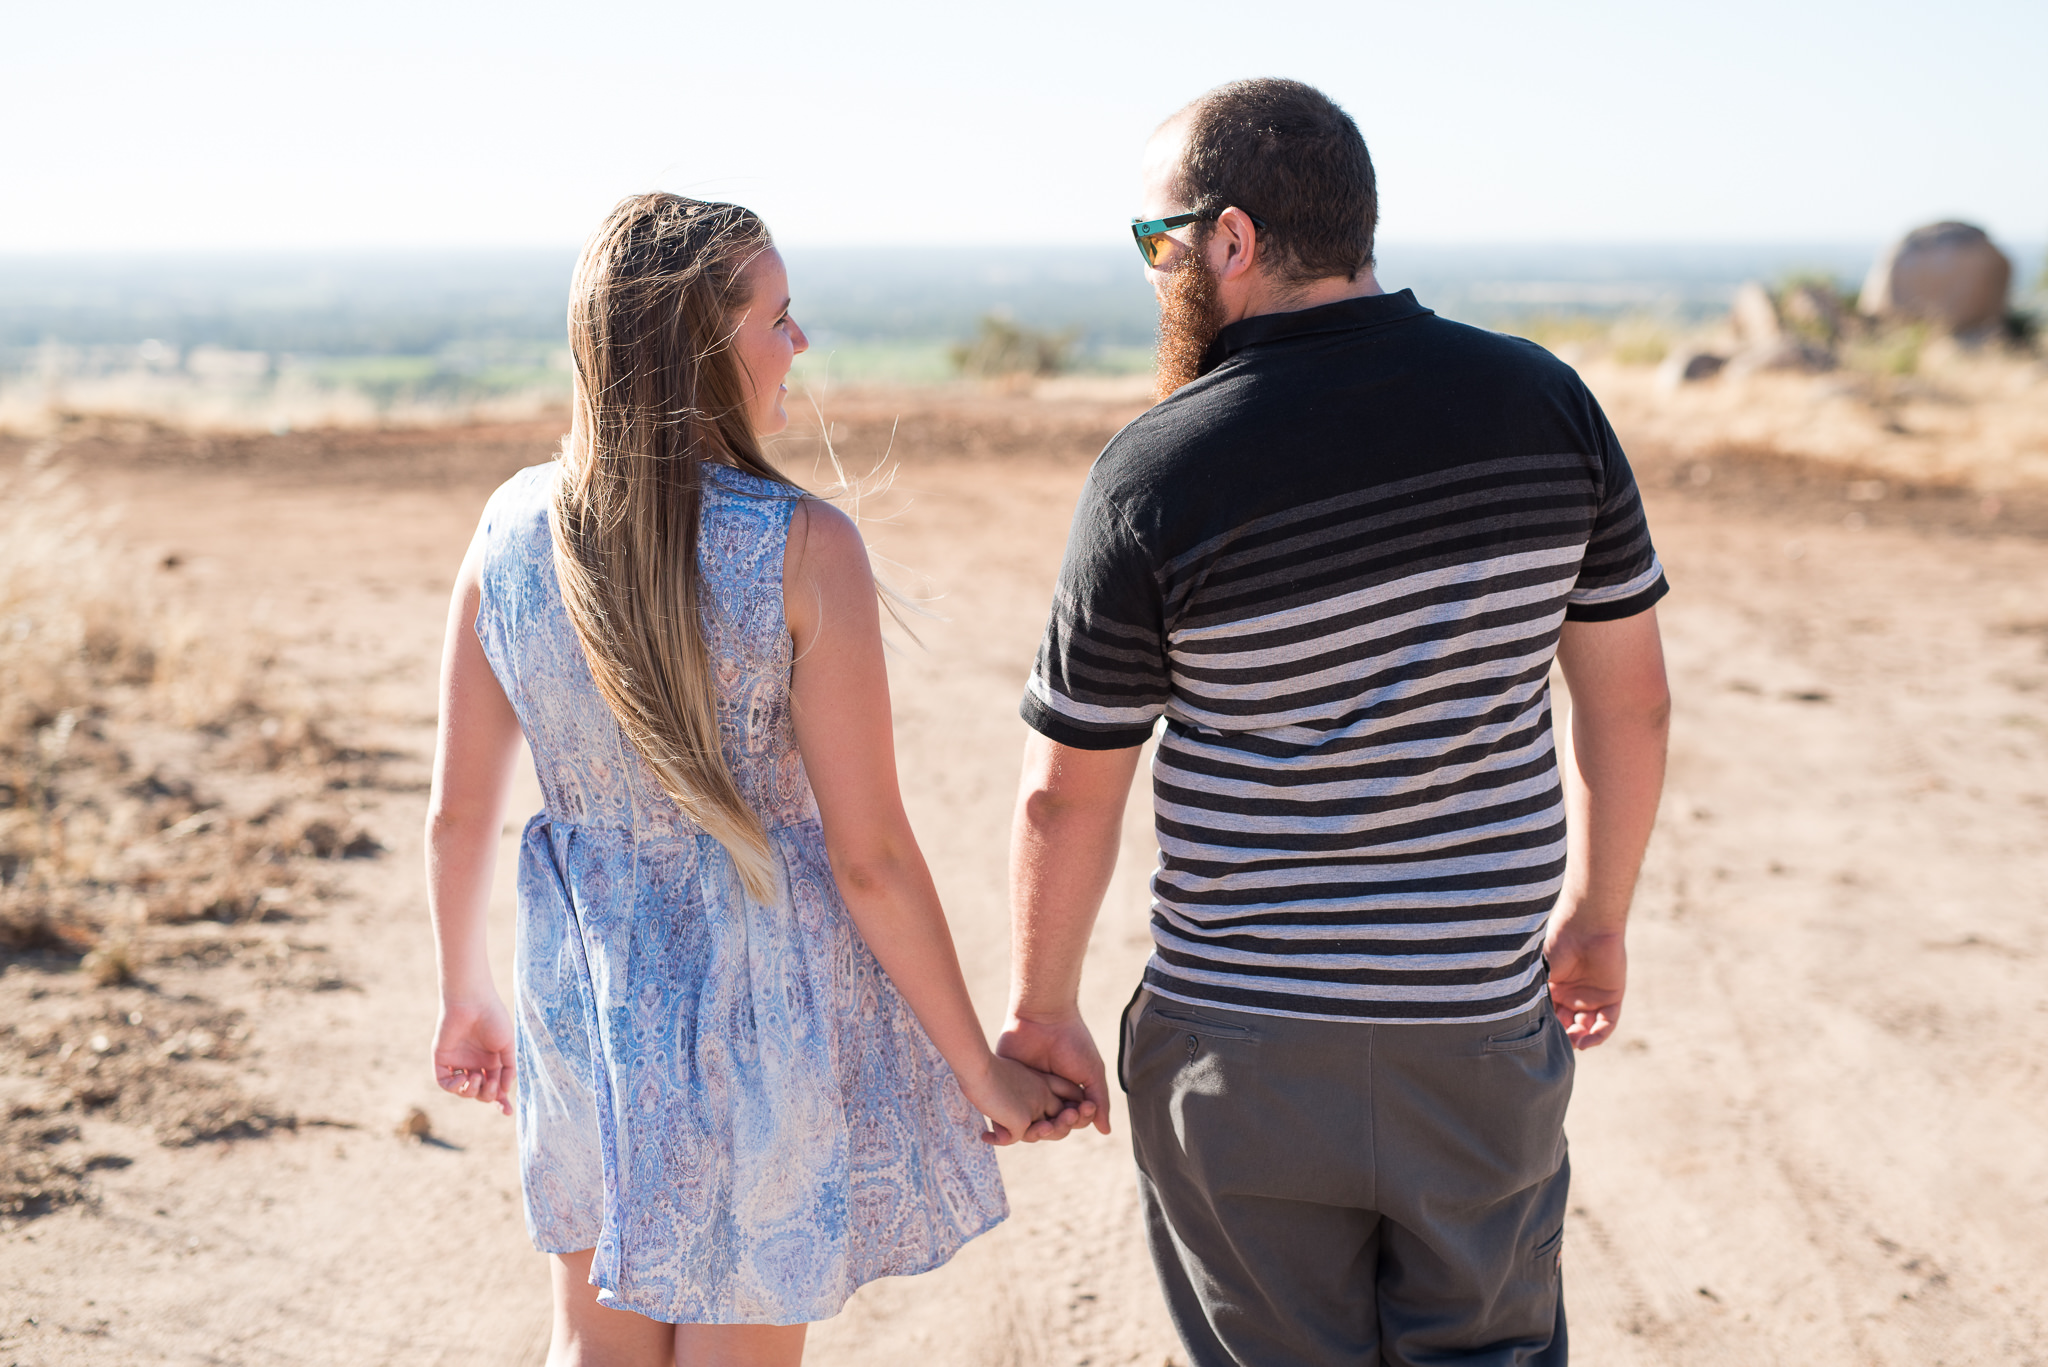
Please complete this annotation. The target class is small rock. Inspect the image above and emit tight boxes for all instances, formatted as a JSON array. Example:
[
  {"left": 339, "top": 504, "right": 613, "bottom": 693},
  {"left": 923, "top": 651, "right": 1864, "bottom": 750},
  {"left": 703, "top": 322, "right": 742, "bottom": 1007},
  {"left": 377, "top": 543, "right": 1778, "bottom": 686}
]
[
  {"left": 81, "top": 941, "right": 137, "bottom": 988},
  {"left": 396, "top": 1107, "right": 433, "bottom": 1142},
  {"left": 340, "top": 831, "right": 383, "bottom": 860},
  {"left": 296, "top": 821, "right": 342, "bottom": 859},
  {"left": 1657, "top": 349, "right": 1728, "bottom": 388}
]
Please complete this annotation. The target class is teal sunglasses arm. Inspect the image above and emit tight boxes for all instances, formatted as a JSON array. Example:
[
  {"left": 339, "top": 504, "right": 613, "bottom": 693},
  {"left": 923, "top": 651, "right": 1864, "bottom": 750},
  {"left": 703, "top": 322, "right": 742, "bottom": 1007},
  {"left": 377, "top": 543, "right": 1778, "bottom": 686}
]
[
  {"left": 1130, "top": 209, "right": 1270, "bottom": 238},
  {"left": 1130, "top": 211, "right": 1210, "bottom": 237}
]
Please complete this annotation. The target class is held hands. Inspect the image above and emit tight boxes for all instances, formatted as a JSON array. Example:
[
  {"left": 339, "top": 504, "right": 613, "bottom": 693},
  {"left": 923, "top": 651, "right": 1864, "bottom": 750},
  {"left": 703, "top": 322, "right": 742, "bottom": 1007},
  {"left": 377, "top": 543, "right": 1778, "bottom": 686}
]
[
  {"left": 964, "top": 1054, "right": 1096, "bottom": 1146},
  {"left": 994, "top": 1012, "right": 1112, "bottom": 1142},
  {"left": 1545, "top": 921, "right": 1626, "bottom": 1050},
  {"left": 433, "top": 994, "right": 517, "bottom": 1115}
]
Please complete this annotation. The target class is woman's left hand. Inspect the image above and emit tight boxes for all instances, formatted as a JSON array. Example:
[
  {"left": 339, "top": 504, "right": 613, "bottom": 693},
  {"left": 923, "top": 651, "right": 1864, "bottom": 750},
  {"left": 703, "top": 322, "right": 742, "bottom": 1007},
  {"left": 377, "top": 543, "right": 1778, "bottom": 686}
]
[{"left": 433, "top": 995, "right": 517, "bottom": 1114}]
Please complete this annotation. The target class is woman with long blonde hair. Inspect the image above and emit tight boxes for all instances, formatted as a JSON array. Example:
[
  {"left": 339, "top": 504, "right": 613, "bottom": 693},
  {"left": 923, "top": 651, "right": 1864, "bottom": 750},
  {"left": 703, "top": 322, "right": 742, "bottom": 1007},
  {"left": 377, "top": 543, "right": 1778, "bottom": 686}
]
[{"left": 424, "top": 194, "right": 1083, "bottom": 1365}]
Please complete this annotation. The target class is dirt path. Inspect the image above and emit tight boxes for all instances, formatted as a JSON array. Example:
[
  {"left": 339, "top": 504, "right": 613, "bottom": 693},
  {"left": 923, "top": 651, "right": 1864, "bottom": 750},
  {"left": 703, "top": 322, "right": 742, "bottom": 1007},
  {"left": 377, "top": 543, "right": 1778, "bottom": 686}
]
[{"left": 2, "top": 397, "right": 2044, "bottom": 1365}]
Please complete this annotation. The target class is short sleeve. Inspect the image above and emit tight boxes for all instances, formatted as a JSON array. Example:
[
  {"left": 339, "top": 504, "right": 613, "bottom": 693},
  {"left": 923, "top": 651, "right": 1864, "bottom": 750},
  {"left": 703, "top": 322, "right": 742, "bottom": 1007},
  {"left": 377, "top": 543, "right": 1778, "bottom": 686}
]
[
  {"left": 1566, "top": 403, "right": 1669, "bottom": 622},
  {"left": 1019, "top": 471, "right": 1170, "bottom": 750}
]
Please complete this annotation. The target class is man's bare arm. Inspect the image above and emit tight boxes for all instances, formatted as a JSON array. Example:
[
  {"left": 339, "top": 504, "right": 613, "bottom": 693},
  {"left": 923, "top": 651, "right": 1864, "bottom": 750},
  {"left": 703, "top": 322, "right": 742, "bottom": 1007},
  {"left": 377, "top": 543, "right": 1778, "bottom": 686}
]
[
  {"left": 1000, "top": 732, "right": 1143, "bottom": 1137},
  {"left": 1547, "top": 607, "right": 1672, "bottom": 1049}
]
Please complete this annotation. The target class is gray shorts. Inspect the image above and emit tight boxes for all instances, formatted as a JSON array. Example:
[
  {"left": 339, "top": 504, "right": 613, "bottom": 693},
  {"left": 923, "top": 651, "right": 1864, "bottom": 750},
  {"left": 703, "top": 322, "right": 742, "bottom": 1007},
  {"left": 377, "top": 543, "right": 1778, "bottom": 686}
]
[{"left": 1120, "top": 988, "right": 1574, "bottom": 1367}]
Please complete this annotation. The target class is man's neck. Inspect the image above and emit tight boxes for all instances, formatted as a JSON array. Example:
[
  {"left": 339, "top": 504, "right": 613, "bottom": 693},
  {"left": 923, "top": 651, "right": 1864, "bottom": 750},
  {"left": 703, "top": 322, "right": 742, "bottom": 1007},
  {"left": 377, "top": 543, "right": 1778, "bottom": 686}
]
[{"left": 1224, "top": 265, "right": 1386, "bottom": 327}]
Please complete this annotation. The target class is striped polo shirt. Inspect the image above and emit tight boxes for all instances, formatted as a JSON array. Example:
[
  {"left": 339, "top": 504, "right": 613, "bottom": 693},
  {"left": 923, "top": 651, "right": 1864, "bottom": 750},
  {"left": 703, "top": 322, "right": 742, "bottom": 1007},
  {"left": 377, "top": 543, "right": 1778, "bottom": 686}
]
[{"left": 1020, "top": 289, "right": 1668, "bottom": 1024}]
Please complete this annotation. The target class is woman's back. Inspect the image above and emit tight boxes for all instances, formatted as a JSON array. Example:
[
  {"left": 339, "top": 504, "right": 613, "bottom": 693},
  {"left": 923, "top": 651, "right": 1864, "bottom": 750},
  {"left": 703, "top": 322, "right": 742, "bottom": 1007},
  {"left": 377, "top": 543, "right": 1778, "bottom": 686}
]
[
  {"left": 466, "top": 460, "right": 1005, "bottom": 1325},
  {"left": 475, "top": 461, "right": 814, "bottom": 840}
]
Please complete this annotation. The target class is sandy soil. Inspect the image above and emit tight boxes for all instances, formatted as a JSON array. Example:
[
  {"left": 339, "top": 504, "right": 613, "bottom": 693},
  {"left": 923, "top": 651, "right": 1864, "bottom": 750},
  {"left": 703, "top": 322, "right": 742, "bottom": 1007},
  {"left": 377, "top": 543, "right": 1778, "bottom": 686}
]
[{"left": 2, "top": 389, "right": 2045, "bottom": 1366}]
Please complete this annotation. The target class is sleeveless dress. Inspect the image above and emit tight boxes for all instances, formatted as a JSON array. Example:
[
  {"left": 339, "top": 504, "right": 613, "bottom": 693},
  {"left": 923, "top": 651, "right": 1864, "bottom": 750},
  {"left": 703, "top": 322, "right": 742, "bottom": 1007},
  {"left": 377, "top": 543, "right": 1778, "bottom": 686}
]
[{"left": 473, "top": 462, "right": 1007, "bottom": 1325}]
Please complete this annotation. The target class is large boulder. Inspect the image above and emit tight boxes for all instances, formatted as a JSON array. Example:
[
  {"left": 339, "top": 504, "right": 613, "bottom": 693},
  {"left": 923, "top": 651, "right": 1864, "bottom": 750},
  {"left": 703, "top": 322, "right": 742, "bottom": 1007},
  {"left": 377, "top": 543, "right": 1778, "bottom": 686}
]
[{"left": 1859, "top": 222, "right": 2011, "bottom": 334}]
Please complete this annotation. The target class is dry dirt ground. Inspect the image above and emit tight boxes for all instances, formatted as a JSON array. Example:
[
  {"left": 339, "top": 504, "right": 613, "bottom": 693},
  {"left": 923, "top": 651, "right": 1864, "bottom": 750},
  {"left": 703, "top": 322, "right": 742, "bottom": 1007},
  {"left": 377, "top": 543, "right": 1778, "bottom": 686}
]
[{"left": 2, "top": 389, "right": 2046, "bottom": 1366}]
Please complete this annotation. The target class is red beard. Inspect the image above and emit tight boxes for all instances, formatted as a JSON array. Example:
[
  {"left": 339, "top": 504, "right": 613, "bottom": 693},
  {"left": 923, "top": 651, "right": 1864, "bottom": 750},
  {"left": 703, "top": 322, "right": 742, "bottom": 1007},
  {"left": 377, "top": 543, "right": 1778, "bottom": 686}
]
[{"left": 1155, "top": 248, "right": 1225, "bottom": 401}]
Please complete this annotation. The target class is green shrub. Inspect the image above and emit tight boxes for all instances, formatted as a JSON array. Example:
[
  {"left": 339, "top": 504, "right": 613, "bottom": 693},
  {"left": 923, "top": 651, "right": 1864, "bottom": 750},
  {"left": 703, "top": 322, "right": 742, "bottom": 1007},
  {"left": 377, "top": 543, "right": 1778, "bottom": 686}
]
[{"left": 948, "top": 316, "right": 1074, "bottom": 378}]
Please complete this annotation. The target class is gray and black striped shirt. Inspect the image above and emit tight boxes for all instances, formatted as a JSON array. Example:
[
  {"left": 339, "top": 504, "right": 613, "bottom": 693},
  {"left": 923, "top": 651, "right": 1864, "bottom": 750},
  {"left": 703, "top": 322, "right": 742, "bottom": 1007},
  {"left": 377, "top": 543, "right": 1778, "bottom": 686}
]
[{"left": 1021, "top": 290, "right": 1667, "bottom": 1024}]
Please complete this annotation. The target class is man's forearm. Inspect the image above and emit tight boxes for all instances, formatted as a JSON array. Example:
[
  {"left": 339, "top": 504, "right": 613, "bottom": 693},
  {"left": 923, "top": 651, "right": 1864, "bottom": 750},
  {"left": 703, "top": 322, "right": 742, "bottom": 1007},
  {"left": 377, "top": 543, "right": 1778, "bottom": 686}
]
[
  {"left": 1007, "top": 735, "right": 1142, "bottom": 1020},
  {"left": 1555, "top": 699, "right": 1669, "bottom": 931},
  {"left": 1553, "top": 611, "right": 1672, "bottom": 934}
]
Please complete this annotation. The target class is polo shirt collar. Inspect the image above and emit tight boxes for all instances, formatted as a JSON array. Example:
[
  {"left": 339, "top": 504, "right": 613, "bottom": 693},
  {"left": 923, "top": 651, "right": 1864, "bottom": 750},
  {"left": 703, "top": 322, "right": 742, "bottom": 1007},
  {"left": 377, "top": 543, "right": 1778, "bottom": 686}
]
[{"left": 1208, "top": 288, "right": 1433, "bottom": 367}]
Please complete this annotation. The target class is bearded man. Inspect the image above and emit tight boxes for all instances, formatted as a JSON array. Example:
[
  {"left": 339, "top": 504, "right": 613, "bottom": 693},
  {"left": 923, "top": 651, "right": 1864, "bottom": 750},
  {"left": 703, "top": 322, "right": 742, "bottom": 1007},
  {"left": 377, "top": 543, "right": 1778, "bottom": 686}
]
[{"left": 1001, "top": 79, "right": 1672, "bottom": 1365}]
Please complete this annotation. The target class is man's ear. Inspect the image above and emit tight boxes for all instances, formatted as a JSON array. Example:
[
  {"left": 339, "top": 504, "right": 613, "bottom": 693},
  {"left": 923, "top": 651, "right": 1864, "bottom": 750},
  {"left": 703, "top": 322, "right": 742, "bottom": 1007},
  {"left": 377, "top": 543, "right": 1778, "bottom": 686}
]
[{"left": 1210, "top": 207, "right": 1262, "bottom": 284}]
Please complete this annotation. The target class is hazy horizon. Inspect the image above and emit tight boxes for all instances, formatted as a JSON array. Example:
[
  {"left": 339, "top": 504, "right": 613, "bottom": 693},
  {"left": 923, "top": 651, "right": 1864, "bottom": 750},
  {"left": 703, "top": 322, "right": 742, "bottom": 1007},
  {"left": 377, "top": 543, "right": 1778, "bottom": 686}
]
[{"left": 10, "top": 239, "right": 2040, "bottom": 357}]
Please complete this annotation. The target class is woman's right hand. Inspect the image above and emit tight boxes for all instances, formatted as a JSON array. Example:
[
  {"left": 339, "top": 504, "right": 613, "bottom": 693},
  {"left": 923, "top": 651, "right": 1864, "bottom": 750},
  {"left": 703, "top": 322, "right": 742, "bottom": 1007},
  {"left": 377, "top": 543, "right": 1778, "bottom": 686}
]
[
  {"left": 433, "top": 994, "right": 517, "bottom": 1115},
  {"left": 965, "top": 1053, "right": 1095, "bottom": 1145}
]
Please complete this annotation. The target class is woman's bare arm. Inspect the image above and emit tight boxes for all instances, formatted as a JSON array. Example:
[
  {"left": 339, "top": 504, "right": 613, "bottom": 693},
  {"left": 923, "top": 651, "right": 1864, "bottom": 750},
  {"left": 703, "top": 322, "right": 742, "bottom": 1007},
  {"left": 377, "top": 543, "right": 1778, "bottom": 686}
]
[
  {"left": 783, "top": 498, "right": 1085, "bottom": 1143},
  {"left": 424, "top": 529, "right": 524, "bottom": 1112}
]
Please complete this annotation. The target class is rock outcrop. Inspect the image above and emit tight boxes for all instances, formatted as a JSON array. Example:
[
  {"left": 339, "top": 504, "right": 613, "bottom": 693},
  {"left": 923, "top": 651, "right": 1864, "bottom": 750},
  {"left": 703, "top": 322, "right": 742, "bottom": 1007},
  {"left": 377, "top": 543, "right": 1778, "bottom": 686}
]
[
  {"left": 1726, "top": 337, "right": 1836, "bottom": 375},
  {"left": 1699, "top": 281, "right": 1840, "bottom": 381},
  {"left": 1731, "top": 281, "right": 1783, "bottom": 346},
  {"left": 1859, "top": 222, "right": 2011, "bottom": 334}
]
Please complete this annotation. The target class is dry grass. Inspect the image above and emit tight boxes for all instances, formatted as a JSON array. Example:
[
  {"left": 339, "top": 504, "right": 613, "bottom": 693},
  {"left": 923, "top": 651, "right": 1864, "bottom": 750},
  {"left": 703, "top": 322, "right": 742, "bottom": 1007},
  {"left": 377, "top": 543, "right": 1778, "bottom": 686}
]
[
  {"left": 0, "top": 445, "right": 275, "bottom": 737},
  {"left": 4, "top": 449, "right": 236, "bottom": 954},
  {"left": 1584, "top": 341, "right": 2048, "bottom": 497},
  {"left": 0, "top": 373, "right": 570, "bottom": 440},
  {"left": 0, "top": 447, "right": 390, "bottom": 960},
  {"left": 0, "top": 444, "right": 394, "bottom": 1222},
  {"left": 1, "top": 994, "right": 304, "bottom": 1221},
  {"left": 1511, "top": 311, "right": 2048, "bottom": 498}
]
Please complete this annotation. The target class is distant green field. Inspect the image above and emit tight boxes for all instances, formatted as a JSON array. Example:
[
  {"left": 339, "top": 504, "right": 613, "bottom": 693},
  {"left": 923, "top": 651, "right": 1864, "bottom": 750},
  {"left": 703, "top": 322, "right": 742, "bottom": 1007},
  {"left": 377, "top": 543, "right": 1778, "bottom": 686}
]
[
  {"left": 790, "top": 340, "right": 1155, "bottom": 387},
  {"left": 789, "top": 343, "right": 956, "bottom": 386},
  {"left": 299, "top": 353, "right": 567, "bottom": 405}
]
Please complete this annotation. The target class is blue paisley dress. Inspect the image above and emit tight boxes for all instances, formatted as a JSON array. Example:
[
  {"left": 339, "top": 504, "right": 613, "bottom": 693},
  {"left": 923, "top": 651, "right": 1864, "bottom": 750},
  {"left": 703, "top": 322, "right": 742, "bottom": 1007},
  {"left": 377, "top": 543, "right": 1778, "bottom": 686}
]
[{"left": 473, "top": 462, "right": 1007, "bottom": 1325}]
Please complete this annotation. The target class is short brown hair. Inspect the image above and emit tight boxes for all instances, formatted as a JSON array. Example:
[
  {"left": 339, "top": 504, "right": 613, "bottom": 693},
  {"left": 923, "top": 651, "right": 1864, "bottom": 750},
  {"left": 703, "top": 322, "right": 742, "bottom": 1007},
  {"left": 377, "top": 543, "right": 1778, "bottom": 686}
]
[{"left": 1171, "top": 79, "right": 1376, "bottom": 283}]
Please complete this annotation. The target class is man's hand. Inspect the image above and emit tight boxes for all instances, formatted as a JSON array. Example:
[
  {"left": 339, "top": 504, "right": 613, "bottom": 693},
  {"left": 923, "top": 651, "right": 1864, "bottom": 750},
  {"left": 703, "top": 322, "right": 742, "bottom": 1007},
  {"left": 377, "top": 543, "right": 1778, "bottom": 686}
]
[
  {"left": 1545, "top": 923, "right": 1626, "bottom": 1049},
  {"left": 997, "top": 1012, "right": 1112, "bottom": 1139}
]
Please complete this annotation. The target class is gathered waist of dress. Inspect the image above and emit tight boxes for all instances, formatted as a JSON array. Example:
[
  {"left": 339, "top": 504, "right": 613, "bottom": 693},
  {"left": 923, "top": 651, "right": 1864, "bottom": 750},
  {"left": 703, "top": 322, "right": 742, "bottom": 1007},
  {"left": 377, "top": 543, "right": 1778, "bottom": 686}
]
[{"left": 536, "top": 809, "right": 823, "bottom": 841}]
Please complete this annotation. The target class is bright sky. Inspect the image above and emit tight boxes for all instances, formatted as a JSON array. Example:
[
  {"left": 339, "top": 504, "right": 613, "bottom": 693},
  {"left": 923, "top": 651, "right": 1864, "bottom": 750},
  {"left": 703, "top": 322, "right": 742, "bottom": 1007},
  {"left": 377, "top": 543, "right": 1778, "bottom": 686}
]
[{"left": 5, "top": 0, "right": 2044, "bottom": 254}]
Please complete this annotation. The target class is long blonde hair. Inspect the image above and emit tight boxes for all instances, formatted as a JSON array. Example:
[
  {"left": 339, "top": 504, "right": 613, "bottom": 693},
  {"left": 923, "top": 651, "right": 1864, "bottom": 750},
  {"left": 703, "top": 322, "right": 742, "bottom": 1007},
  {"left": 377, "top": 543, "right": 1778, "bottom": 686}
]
[{"left": 551, "top": 193, "right": 797, "bottom": 901}]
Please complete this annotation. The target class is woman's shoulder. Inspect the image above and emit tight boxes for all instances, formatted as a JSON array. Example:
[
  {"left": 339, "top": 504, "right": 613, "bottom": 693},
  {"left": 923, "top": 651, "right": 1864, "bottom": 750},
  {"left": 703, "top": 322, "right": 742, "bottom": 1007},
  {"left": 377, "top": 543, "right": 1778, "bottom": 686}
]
[
  {"left": 479, "top": 462, "right": 558, "bottom": 537},
  {"left": 783, "top": 498, "right": 869, "bottom": 602},
  {"left": 487, "top": 463, "right": 561, "bottom": 520},
  {"left": 700, "top": 465, "right": 807, "bottom": 555},
  {"left": 703, "top": 462, "right": 803, "bottom": 503}
]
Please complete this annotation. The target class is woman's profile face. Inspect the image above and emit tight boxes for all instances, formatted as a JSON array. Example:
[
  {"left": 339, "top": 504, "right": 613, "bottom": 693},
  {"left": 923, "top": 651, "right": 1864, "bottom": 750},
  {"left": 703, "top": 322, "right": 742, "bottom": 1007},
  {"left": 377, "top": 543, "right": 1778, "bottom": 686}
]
[{"left": 730, "top": 248, "right": 808, "bottom": 436}]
